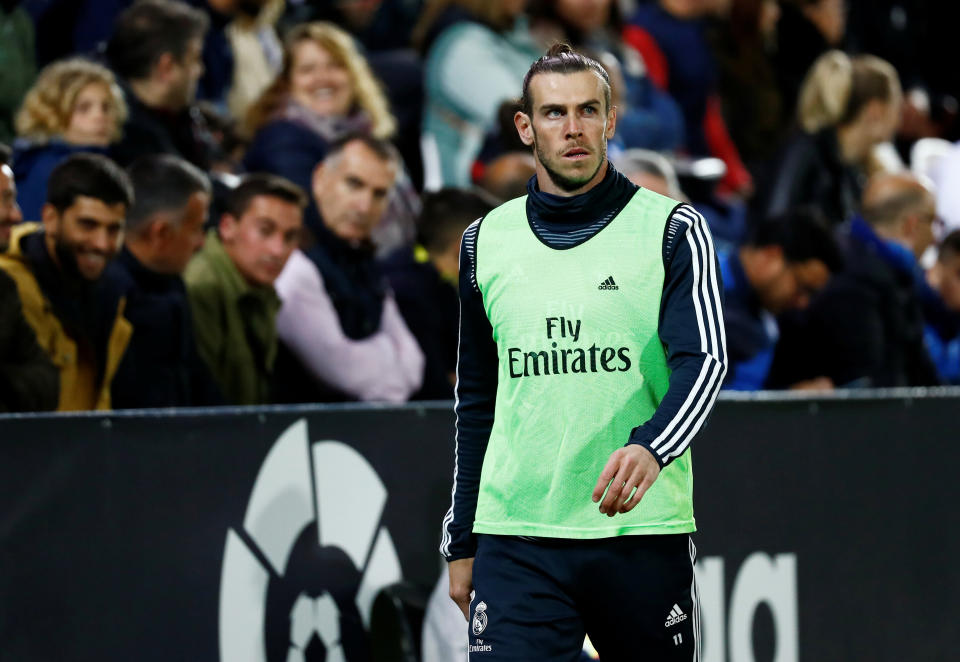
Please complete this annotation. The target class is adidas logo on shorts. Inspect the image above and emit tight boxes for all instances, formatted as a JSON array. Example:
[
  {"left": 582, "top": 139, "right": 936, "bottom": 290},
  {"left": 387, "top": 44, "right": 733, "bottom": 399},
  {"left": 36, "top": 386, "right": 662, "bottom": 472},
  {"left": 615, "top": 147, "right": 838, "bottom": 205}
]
[{"left": 664, "top": 604, "right": 688, "bottom": 627}]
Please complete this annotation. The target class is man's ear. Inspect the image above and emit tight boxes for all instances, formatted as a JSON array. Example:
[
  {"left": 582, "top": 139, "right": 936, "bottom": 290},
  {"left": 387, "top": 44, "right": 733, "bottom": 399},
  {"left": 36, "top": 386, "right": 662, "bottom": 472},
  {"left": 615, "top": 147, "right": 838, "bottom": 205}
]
[
  {"left": 514, "top": 111, "right": 535, "bottom": 147},
  {"left": 311, "top": 162, "right": 326, "bottom": 201},
  {"left": 218, "top": 213, "right": 237, "bottom": 242},
  {"left": 605, "top": 105, "right": 617, "bottom": 140},
  {"left": 154, "top": 52, "right": 176, "bottom": 83},
  {"left": 901, "top": 213, "right": 919, "bottom": 240},
  {"left": 40, "top": 203, "right": 59, "bottom": 235}
]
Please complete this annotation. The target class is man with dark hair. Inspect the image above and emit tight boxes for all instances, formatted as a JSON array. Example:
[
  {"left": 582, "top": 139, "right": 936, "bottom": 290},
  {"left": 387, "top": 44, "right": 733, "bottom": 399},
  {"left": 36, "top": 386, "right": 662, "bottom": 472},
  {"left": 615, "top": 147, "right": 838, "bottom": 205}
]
[
  {"left": 720, "top": 209, "right": 842, "bottom": 390},
  {"left": 381, "top": 188, "right": 496, "bottom": 399},
  {"left": 442, "top": 44, "right": 726, "bottom": 660},
  {"left": 770, "top": 172, "right": 940, "bottom": 388},
  {"left": 184, "top": 172, "right": 305, "bottom": 404},
  {"left": 274, "top": 134, "right": 424, "bottom": 403},
  {"left": 108, "top": 154, "right": 222, "bottom": 408},
  {"left": 106, "top": 0, "right": 216, "bottom": 168},
  {"left": 0, "top": 153, "right": 133, "bottom": 410}
]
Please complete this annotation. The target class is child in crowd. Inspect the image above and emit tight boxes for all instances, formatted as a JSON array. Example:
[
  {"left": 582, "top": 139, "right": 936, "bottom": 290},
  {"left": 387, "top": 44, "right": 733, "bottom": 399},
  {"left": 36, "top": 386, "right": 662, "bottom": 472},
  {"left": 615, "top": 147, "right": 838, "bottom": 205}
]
[{"left": 13, "top": 58, "right": 127, "bottom": 221}]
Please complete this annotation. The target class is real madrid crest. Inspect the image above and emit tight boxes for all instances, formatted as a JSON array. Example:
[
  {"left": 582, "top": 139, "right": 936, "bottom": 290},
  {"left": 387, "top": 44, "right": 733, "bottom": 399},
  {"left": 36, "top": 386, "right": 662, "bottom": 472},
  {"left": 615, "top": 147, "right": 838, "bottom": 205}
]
[{"left": 472, "top": 601, "right": 488, "bottom": 635}]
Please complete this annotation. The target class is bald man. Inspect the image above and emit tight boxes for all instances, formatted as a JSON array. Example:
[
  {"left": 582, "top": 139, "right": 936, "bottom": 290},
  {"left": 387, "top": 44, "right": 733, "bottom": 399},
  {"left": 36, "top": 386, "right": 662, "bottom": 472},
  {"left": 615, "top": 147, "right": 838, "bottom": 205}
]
[{"left": 770, "top": 172, "right": 940, "bottom": 388}]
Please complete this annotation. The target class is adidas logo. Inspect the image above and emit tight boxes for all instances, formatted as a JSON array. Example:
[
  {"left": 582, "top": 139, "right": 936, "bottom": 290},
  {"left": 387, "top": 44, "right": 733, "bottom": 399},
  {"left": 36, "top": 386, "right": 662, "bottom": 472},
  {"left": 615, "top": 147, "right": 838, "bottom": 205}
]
[
  {"left": 664, "top": 604, "right": 688, "bottom": 628},
  {"left": 598, "top": 276, "right": 619, "bottom": 290}
]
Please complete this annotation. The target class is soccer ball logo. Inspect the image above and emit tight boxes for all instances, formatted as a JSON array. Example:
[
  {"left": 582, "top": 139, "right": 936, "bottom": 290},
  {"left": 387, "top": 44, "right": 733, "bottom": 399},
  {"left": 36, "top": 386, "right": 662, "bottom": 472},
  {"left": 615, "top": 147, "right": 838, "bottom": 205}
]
[
  {"left": 472, "top": 601, "right": 488, "bottom": 636},
  {"left": 219, "top": 420, "right": 402, "bottom": 661}
]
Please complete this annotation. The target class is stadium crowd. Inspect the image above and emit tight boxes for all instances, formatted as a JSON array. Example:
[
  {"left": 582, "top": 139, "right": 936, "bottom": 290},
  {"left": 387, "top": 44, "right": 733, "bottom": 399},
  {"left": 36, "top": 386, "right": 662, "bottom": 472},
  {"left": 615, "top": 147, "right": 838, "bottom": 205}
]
[{"left": 1, "top": 0, "right": 959, "bottom": 414}]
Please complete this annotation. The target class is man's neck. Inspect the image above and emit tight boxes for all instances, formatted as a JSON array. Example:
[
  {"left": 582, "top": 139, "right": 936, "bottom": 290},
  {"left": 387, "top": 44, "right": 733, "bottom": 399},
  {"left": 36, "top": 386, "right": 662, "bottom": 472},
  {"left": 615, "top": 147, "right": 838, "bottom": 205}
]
[{"left": 129, "top": 78, "right": 177, "bottom": 112}]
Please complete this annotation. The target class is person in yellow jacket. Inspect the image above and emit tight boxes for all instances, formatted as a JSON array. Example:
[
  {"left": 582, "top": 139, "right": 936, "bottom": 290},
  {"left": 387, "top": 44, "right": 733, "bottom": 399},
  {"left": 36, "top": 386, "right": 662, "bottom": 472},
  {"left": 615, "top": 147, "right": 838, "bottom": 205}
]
[{"left": 0, "top": 153, "right": 133, "bottom": 411}]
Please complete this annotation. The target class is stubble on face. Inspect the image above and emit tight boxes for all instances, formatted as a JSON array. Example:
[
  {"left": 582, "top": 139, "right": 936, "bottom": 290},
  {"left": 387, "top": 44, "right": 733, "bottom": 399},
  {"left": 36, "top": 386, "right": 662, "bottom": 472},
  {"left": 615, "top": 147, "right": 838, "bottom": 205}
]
[{"left": 532, "top": 123, "right": 607, "bottom": 193}]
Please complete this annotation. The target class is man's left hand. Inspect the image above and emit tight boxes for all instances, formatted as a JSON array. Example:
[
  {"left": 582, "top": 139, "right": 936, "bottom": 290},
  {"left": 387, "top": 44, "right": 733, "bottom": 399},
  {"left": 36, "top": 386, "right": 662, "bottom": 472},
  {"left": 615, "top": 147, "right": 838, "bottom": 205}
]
[{"left": 591, "top": 445, "right": 661, "bottom": 517}]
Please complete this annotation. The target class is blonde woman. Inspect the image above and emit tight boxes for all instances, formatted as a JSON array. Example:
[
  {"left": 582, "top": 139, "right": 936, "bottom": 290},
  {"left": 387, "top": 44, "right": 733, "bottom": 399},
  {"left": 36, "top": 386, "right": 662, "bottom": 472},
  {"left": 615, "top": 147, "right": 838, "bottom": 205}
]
[
  {"left": 244, "top": 21, "right": 418, "bottom": 253},
  {"left": 764, "top": 50, "right": 902, "bottom": 225},
  {"left": 13, "top": 58, "right": 127, "bottom": 221}
]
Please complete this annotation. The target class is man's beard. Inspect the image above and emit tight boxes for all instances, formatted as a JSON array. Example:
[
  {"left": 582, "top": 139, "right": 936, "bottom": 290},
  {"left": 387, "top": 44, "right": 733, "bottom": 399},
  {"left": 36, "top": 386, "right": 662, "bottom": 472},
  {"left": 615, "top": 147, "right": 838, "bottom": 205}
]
[
  {"left": 53, "top": 233, "right": 106, "bottom": 283},
  {"left": 533, "top": 128, "right": 606, "bottom": 193}
]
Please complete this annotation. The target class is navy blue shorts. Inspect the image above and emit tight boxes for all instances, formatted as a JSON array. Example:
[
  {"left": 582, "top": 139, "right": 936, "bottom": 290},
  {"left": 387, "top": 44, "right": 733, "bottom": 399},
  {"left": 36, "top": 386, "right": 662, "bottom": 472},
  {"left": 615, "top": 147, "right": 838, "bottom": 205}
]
[{"left": 468, "top": 534, "right": 699, "bottom": 661}]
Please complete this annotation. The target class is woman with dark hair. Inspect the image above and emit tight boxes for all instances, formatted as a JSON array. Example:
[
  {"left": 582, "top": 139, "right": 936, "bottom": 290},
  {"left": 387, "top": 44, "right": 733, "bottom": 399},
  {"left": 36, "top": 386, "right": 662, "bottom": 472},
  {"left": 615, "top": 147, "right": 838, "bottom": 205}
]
[
  {"left": 526, "top": 0, "right": 685, "bottom": 155},
  {"left": 712, "top": 0, "right": 785, "bottom": 172}
]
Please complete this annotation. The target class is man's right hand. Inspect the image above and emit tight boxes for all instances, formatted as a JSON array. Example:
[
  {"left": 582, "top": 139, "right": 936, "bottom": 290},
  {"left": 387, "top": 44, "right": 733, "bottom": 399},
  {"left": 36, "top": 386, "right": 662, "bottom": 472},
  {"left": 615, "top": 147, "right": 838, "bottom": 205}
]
[{"left": 448, "top": 557, "right": 475, "bottom": 621}]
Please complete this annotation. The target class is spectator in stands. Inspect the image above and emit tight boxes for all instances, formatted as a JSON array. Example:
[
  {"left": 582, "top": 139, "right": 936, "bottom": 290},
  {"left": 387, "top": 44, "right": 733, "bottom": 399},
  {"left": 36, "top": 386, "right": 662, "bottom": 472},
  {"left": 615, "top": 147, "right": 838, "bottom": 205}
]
[
  {"left": 414, "top": 0, "right": 541, "bottom": 187},
  {"left": 381, "top": 188, "right": 496, "bottom": 400},
  {"left": 479, "top": 152, "right": 537, "bottom": 202},
  {"left": 12, "top": 58, "right": 128, "bottom": 222},
  {"left": 770, "top": 173, "right": 940, "bottom": 388},
  {"left": 624, "top": 0, "right": 753, "bottom": 195},
  {"left": 0, "top": 144, "right": 23, "bottom": 252},
  {"left": 0, "top": 268, "right": 59, "bottom": 412},
  {"left": 0, "top": 144, "right": 55, "bottom": 412},
  {"left": 713, "top": 0, "right": 786, "bottom": 172},
  {"left": 274, "top": 134, "right": 424, "bottom": 403},
  {"left": 194, "top": 0, "right": 284, "bottom": 121},
  {"left": 184, "top": 173, "right": 305, "bottom": 405},
  {"left": 613, "top": 148, "right": 683, "bottom": 199},
  {"left": 105, "top": 0, "right": 217, "bottom": 169},
  {"left": 774, "top": 0, "right": 847, "bottom": 125},
  {"left": 527, "top": 0, "right": 685, "bottom": 154},
  {"left": 720, "top": 209, "right": 842, "bottom": 390},
  {"left": 109, "top": 154, "right": 222, "bottom": 409},
  {"left": 0, "top": 153, "right": 133, "bottom": 411},
  {"left": 244, "top": 21, "right": 418, "bottom": 253},
  {"left": 924, "top": 230, "right": 960, "bottom": 384},
  {"left": 761, "top": 51, "right": 902, "bottom": 225},
  {"left": 0, "top": 0, "right": 35, "bottom": 143}
]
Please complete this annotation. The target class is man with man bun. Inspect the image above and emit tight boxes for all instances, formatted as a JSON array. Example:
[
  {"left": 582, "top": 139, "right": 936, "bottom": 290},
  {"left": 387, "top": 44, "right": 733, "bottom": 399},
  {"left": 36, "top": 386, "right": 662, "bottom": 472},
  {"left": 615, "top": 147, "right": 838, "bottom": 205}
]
[{"left": 441, "top": 44, "right": 726, "bottom": 660}]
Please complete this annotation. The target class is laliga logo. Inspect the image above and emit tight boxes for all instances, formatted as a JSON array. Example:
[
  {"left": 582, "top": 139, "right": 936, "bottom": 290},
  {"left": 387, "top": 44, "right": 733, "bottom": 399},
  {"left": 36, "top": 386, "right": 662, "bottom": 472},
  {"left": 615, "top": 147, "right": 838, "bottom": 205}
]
[{"left": 218, "top": 420, "right": 402, "bottom": 662}]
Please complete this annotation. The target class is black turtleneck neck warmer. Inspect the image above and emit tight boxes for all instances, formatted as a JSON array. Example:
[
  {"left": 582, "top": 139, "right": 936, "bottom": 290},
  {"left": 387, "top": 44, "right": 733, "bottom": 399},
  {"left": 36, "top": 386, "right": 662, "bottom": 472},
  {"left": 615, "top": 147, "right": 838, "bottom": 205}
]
[
  {"left": 525, "top": 163, "right": 639, "bottom": 247},
  {"left": 305, "top": 218, "right": 386, "bottom": 340}
]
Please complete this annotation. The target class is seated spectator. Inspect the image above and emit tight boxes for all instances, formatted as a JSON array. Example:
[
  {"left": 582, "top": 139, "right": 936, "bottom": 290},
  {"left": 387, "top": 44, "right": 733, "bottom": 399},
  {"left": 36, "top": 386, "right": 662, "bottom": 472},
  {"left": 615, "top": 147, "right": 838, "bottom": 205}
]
[
  {"left": 105, "top": 0, "right": 218, "bottom": 169},
  {"left": 12, "top": 58, "right": 128, "bottom": 222},
  {"left": 773, "top": 0, "right": 847, "bottom": 124},
  {"left": 613, "top": 148, "right": 682, "bottom": 199},
  {"left": 528, "top": 0, "right": 685, "bottom": 154},
  {"left": 0, "top": 0, "right": 35, "bottom": 143},
  {"left": 760, "top": 50, "right": 902, "bottom": 225},
  {"left": 0, "top": 153, "right": 133, "bottom": 411},
  {"left": 923, "top": 230, "right": 960, "bottom": 384},
  {"left": 623, "top": 0, "right": 753, "bottom": 195},
  {"left": 0, "top": 147, "right": 55, "bottom": 412},
  {"left": 0, "top": 269, "right": 59, "bottom": 412},
  {"left": 274, "top": 134, "right": 424, "bottom": 403},
  {"left": 769, "top": 173, "right": 941, "bottom": 388},
  {"left": 381, "top": 188, "right": 496, "bottom": 400},
  {"left": 0, "top": 144, "right": 23, "bottom": 251},
  {"left": 479, "top": 151, "right": 537, "bottom": 202},
  {"left": 713, "top": 0, "right": 786, "bottom": 172},
  {"left": 244, "top": 21, "right": 418, "bottom": 253},
  {"left": 184, "top": 173, "right": 305, "bottom": 405},
  {"left": 720, "top": 209, "right": 842, "bottom": 391},
  {"left": 109, "top": 154, "right": 223, "bottom": 409},
  {"left": 414, "top": 0, "right": 542, "bottom": 187}
]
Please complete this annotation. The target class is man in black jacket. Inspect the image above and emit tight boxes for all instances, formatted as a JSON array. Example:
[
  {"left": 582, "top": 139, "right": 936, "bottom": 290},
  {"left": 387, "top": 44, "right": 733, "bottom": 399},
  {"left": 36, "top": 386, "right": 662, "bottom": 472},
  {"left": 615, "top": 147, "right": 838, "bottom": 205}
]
[
  {"left": 770, "top": 172, "right": 940, "bottom": 388},
  {"left": 109, "top": 154, "right": 222, "bottom": 408},
  {"left": 105, "top": 0, "right": 217, "bottom": 169}
]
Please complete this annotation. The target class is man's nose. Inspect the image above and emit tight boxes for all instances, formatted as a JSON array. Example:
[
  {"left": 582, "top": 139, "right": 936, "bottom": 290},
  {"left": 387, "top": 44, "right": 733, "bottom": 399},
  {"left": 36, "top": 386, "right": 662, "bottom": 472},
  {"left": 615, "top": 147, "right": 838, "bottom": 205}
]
[
  {"left": 564, "top": 114, "right": 583, "bottom": 138},
  {"left": 9, "top": 202, "right": 22, "bottom": 223}
]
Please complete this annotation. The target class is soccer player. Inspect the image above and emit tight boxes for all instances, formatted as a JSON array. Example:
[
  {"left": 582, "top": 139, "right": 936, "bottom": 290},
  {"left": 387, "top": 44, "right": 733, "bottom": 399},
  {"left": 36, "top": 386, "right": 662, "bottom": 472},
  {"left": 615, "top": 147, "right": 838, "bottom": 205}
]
[{"left": 440, "top": 44, "right": 727, "bottom": 660}]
